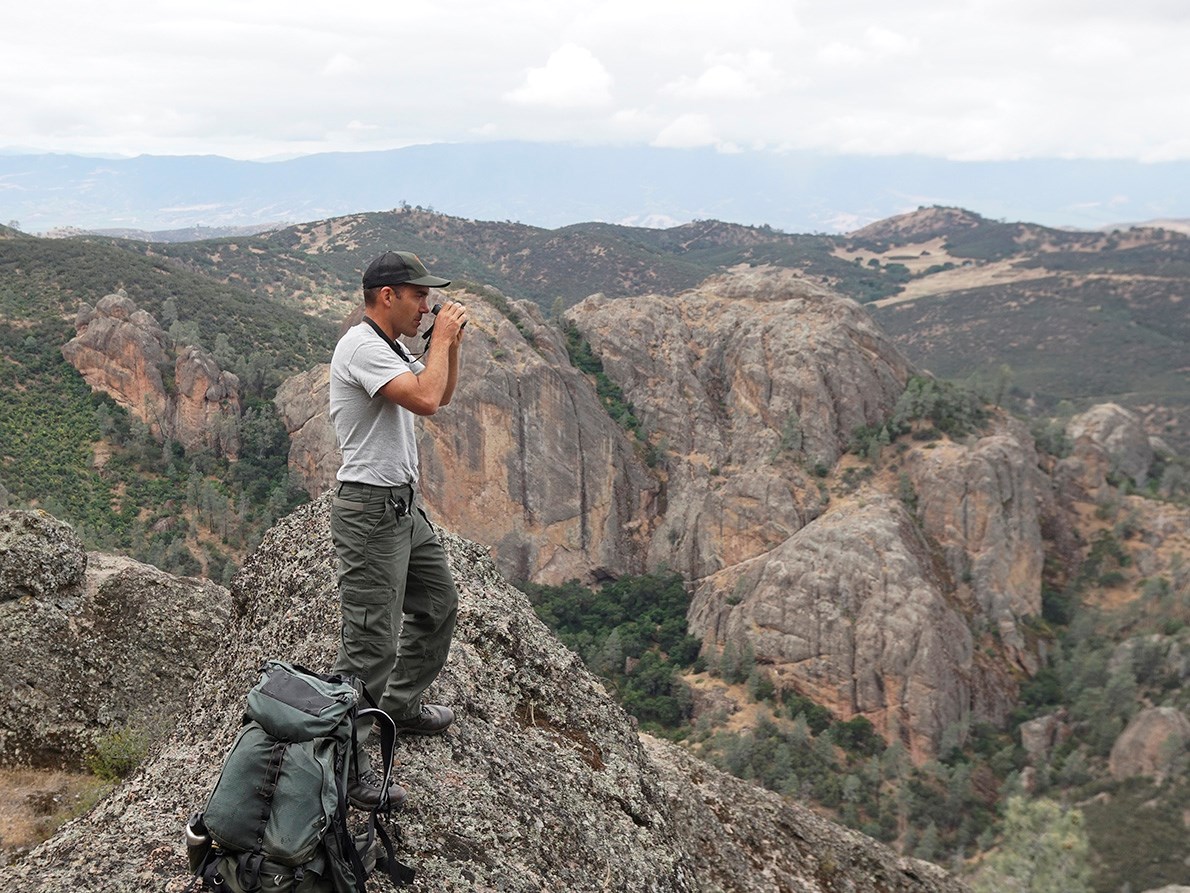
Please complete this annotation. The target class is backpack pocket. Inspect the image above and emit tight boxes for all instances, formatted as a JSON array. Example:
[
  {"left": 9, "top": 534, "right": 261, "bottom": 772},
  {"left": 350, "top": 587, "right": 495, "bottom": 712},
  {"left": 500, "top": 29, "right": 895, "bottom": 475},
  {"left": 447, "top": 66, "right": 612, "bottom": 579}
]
[{"left": 203, "top": 725, "right": 338, "bottom": 866}]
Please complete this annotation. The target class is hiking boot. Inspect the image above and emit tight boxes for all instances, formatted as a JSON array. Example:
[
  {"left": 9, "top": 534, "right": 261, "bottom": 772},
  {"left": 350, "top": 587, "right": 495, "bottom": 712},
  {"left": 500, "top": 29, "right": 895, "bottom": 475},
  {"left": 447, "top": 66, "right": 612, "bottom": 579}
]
[
  {"left": 347, "top": 768, "right": 407, "bottom": 810},
  {"left": 393, "top": 704, "right": 455, "bottom": 735}
]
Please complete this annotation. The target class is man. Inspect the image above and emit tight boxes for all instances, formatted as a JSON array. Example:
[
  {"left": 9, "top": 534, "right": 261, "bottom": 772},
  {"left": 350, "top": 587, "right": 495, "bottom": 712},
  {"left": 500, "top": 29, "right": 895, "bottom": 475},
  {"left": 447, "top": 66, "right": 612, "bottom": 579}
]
[{"left": 328, "top": 250, "right": 468, "bottom": 808}]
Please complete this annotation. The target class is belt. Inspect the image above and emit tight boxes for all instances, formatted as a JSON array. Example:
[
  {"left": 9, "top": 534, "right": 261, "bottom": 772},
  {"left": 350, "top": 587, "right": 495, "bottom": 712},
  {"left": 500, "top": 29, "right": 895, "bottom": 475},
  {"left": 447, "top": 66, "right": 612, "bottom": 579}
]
[{"left": 334, "top": 481, "right": 414, "bottom": 514}]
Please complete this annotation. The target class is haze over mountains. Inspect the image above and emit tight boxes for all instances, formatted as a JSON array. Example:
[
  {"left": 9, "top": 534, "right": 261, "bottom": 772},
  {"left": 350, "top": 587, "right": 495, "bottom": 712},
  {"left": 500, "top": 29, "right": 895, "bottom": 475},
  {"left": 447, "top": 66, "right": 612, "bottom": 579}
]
[{"left": 5, "top": 142, "right": 1190, "bottom": 235}]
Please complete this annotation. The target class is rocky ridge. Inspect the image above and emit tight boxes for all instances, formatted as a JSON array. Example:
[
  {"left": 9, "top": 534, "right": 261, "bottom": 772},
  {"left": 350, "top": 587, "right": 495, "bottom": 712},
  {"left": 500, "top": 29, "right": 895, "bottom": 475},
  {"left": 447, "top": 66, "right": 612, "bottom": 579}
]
[
  {"left": 0, "top": 496, "right": 968, "bottom": 893},
  {"left": 61, "top": 291, "right": 241, "bottom": 457},
  {"left": 0, "top": 509, "right": 231, "bottom": 768},
  {"left": 274, "top": 269, "right": 1044, "bottom": 757}
]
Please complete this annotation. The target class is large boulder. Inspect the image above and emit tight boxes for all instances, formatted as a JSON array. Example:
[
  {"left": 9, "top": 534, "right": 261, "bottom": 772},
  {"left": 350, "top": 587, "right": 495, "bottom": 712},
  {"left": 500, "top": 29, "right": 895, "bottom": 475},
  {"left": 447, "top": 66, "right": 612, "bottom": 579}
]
[
  {"left": 1063, "top": 402, "right": 1155, "bottom": 490},
  {"left": 0, "top": 509, "right": 231, "bottom": 768},
  {"left": 1108, "top": 707, "right": 1190, "bottom": 782},
  {"left": 0, "top": 509, "right": 86, "bottom": 600},
  {"left": 0, "top": 497, "right": 968, "bottom": 893}
]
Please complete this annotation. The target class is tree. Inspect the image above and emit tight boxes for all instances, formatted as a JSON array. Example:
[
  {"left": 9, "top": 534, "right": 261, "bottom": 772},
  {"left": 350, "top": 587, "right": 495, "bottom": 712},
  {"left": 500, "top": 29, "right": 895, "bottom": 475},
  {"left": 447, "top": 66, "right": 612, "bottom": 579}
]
[{"left": 972, "top": 796, "right": 1092, "bottom": 893}]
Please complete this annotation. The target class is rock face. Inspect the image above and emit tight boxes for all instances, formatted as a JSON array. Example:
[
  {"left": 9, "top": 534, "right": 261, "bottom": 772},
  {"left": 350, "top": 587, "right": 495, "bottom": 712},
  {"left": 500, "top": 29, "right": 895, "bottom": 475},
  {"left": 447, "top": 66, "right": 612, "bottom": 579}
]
[
  {"left": 275, "top": 294, "right": 659, "bottom": 584},
  {"left": 1108, "top": 707, "right": 1190, "bottom": 782},
  {"left": 0, "top": 509, "right": 231, "bottom": 768},
  {"left": 0, "top": 497, "right": 967, "bottom": 893},
  {"left": 569, "top": 268, "right": 914, "bottom": 582},
  {"left": 1063, "top": 402, "right": 1155, "bottom": 491},
  {"left": 900, "top": 419, "right": 1046, "bottom": 658},
  {"left": 688, "top": 494, "right": 1018, "bottom": 761},
  {"left": 62, "top": 291, "right": 241, "bottom": 456},
  {"left": 274, "top": 363, "right": 339, "bottom": 493}
]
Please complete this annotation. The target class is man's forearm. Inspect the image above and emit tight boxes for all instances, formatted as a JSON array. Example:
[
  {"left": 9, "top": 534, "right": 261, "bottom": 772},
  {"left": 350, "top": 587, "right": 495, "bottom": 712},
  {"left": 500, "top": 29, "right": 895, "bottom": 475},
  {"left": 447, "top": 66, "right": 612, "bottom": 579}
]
[{"left": 440, "top": 342, "right": 460, "bottom": 406}]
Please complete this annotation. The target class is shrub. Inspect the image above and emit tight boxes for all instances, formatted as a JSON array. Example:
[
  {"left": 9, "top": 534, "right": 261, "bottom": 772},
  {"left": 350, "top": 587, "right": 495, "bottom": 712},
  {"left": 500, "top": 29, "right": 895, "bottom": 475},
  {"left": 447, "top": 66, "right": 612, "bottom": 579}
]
[{"left": 86, "top": 726, "right": 150, "bottom": 781}]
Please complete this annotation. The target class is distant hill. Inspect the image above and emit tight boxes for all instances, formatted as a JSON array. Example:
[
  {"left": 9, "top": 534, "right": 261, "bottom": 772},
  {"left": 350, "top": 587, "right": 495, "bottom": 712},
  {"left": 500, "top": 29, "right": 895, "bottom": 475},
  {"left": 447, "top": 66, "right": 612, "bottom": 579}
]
[
  {"left": 2, "top": 204, "right": 1187, "bottom": 567},
  {"left": 99, "top": 204, "right": 1189, "bottom": 451},
  {"left": 850, "top": 207, "right": 1190, "bottom": 451},
  {"left": 6, "top": 144, "right": 1190, "bottom": 235}
]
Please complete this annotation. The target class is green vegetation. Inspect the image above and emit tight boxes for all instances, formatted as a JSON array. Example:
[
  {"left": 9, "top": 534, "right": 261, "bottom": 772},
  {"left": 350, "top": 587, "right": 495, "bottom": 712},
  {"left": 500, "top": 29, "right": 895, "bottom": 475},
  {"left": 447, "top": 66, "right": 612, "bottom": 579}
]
[
  {"left": 849, "top": 375, "right": 987, "bottom": 459},
  {"left": 0, "top": 236, "right": 319, "bottom": 578},
  {"left": 519, "top": 573, "right": 701, "bottom": 729},
  {"left": 85, "top": 726, "right": 150, "bottom": 782},
  {"left": 0, "top": 238, "right": 334, "bottom": 376},
  {"left": 561, "top": 321, "right": 653, "bottom": 459},
  {"left": 0, "top": 318, "right": 307, "bottom": 579},
  {"left": 971, "top": 796, "right": 1092, "bottom": 893},
  {"left": 1081, "top": 777, "right": 1190, "bottom": 893},
  {"left": 691, "top": 671, "right": 1001, "bottom": 858}
]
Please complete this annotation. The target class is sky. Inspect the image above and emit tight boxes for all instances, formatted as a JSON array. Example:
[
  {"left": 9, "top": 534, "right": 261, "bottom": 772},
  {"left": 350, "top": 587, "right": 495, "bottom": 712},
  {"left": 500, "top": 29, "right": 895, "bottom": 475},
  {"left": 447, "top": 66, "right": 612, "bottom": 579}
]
[{"left": 3, "top": 0, "right": 1190, "bottom": 163}]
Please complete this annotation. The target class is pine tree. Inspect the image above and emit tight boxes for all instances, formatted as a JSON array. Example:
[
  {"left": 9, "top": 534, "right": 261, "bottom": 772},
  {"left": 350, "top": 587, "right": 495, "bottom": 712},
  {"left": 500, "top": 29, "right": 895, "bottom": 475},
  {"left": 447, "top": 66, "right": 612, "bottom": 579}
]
[{"left": 972, "top": 796, "right": 1092, "bottom": 893}]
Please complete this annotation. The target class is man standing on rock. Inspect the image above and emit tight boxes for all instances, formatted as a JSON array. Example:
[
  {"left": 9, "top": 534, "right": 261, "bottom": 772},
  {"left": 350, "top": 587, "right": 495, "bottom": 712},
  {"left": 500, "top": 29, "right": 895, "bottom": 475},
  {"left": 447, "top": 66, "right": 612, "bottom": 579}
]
[{"left": 328, "top": 250, "right": 468, "bottom": 808}]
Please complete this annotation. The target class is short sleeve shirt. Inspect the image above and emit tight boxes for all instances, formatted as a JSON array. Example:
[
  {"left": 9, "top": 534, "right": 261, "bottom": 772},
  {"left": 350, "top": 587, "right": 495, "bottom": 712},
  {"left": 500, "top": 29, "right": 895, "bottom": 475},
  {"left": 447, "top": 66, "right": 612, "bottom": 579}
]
[{"left": 329, "top": 323, "right": 426, "bottom": 486}]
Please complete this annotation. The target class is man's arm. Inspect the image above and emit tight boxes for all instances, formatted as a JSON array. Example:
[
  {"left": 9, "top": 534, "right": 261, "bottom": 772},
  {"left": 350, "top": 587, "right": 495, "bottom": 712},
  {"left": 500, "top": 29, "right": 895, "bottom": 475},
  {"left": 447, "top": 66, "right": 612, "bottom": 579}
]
[{"left": 377, "top": 301, "right": 466, "bottom": 415}]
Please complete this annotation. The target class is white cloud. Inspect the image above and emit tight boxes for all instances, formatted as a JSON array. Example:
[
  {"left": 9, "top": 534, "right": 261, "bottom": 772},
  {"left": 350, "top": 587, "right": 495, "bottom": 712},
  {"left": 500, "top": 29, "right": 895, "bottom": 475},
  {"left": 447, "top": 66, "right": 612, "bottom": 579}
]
[
  {"left": 504, "top": 44, "right": 613, "bottom": 108},
  {"left": 321, "top": 53, "right": 363, "bottom": 78},
  {"left": 662, "top": 51, "right": 780, "bottom": 101},
  {"left": 652, "top": 114, "right": 716, "bottom": 149},
  {"left": 0, "top": 1, "right": 1188, "bottom": 163}
]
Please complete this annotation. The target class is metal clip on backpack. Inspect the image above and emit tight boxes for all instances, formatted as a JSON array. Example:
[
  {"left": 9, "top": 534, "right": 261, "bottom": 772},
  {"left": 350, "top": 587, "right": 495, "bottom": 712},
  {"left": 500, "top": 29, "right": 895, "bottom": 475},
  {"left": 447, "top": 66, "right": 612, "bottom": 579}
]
[{"left": 186, "top": 661, "right": 415, "bottom": 892}]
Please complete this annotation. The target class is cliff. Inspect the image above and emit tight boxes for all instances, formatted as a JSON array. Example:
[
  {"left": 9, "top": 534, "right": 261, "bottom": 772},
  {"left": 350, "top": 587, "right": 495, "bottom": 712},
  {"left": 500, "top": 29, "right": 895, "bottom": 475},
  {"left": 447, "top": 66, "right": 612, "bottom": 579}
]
[
  {"left": 0, "top": 496, "right": 968, "bottom": 893},
  {"left": 61, "top": 291, "right": 241, "bottom": 457}
]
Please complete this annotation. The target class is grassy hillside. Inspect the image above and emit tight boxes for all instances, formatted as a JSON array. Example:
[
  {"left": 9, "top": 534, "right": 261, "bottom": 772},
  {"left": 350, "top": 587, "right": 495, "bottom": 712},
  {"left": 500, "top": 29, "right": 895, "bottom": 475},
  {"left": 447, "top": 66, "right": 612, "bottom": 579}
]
[
  {"left": 0, "top": 235, "right": 334, "bottom": 576},
  {"left": 111, "top": 206, "right": 902, "bottom": 312}
]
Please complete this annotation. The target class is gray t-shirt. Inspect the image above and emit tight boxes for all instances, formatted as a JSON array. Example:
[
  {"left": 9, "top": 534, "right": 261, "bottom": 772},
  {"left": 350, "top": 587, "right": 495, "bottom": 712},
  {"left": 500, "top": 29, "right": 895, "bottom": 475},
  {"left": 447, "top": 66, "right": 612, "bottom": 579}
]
[{"left": 329, "top": 322, "right": 426, "bottom": 486}]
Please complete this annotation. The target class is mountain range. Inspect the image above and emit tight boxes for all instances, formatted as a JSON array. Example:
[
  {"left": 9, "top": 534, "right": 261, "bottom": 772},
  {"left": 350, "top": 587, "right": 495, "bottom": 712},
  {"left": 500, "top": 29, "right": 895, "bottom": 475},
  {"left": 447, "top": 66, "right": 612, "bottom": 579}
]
[
  {"left": 1, "top": 203, "right": 1187, "bottom": 891},
  {"left": 5, "top": 143, "right": 1190, "bottom": 235}
]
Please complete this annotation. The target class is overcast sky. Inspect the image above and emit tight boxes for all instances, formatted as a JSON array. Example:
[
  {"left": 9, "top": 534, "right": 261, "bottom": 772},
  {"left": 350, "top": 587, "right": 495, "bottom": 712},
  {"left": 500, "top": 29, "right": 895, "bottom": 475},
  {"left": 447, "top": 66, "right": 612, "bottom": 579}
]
[{"left": 4, "top": 0, "right": 1189, "bottom": 163}]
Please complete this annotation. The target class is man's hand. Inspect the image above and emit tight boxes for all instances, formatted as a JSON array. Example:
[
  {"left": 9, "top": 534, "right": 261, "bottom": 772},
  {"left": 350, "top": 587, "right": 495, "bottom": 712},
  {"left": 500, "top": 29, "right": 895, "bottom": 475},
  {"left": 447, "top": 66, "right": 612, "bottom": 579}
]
[{"left": 433, "top": 300, "right": 468, "bottom": 345}]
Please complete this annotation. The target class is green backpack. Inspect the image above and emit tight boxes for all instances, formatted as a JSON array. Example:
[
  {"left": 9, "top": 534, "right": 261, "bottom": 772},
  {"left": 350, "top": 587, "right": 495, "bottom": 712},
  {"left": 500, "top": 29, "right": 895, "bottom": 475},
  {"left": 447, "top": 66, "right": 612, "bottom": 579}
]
[{"left": 186, "top": 661, "right": 415, "bottom": 892}]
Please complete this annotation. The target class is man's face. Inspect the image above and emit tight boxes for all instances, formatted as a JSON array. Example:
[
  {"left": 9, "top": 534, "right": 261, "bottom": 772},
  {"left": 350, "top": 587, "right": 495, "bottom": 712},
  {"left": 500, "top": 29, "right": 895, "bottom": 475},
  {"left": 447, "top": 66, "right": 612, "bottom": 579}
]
[{"left": 387, "top": 284, "right": 432, "bottom": 338}]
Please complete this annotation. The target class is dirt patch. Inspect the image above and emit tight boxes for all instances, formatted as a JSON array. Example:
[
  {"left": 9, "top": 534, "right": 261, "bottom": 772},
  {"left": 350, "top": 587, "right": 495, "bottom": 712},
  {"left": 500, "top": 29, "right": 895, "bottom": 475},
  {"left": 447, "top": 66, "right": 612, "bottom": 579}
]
[{"left": 0, "top": 768, "right": 110, "bottom": 858}]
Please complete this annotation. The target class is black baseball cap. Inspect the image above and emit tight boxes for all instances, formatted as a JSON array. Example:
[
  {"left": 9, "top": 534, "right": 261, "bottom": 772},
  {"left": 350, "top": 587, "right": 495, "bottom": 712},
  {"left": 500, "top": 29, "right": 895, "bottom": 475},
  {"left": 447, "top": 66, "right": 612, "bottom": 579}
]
[{"left": 362, "top": 251, "right": 450, "bottom": 288}]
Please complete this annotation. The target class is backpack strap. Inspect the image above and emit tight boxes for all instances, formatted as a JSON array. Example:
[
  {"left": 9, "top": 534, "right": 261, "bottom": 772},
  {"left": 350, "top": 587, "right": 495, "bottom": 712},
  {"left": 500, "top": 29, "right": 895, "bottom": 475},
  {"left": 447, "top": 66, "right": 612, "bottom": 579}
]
[
  {"left": 373, "top": 816, "right": 417, "bottom": 887},
  {"left": 236, "top": 740, "right": 287, "bottom": 892},
  {"left": 339, "top": 707, "right": 416, "bottom": 888}
]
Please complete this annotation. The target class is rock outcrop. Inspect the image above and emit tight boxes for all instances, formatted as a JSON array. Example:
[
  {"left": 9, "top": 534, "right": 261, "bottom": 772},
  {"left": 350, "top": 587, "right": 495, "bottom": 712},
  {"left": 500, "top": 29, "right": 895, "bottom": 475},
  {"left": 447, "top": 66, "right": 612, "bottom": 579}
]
[
  {"left": 274, "top": 363, "right": 339, "bottom": 492},
  {"left": 568, "top": 267, "right": 914, "bottom": 582},
  {"left": 0, "top": 509, "right": 231, "bottom": 768},
  {"left": 0, "top": 497, "right": 968, "bottom": 893},
  {"left": 900, "top": 418, "right": 1046, "bottom": 658},
  {"left": 687, "top": 494, "right": 1018, "bottom": 761},
  {"left": 1062, "top": 402, "right": 1156, "bottom": 492},
  {"left": 62, "top": 291, "right": 241, "bottom": 456},
  {"left": 1108, "top": 707, "right": 1190, "bottom": 782}
]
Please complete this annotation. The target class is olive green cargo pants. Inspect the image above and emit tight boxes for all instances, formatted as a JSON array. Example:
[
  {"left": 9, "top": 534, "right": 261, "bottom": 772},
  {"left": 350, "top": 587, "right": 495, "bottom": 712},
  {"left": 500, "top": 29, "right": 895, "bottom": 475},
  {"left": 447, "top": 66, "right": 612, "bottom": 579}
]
[{"left": 330, "top": 481, "right": 458, "bottom": 758}]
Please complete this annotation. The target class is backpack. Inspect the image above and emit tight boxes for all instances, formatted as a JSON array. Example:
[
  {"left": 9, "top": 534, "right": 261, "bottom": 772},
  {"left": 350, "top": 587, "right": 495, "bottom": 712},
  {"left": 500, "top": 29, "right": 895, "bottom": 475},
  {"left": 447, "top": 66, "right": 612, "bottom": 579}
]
[{"left": 185, "top": 660, "right": 415, "bottom": 892}]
